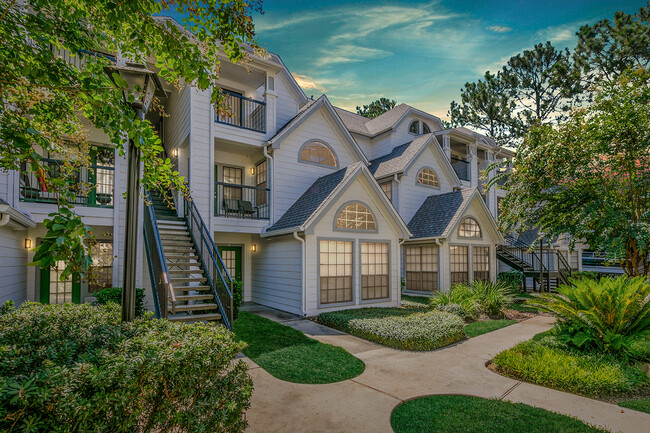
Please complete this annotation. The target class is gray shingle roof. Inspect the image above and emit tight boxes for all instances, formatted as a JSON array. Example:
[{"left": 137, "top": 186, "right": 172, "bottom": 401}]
[
  {"left": 333, "top": 107, "right": 370, "bottom": 135},
  {"left": 266, "top": 162, "right": 362, "bottom": 232},
  {"left": 368, "top": 134, "right": 432, "bottom": 179},
  {"left": 408, "top": 189, "right": 477, "bottom": 239},
  {"left": 334, "top": 104, "right": 413, "bottom": 137}
]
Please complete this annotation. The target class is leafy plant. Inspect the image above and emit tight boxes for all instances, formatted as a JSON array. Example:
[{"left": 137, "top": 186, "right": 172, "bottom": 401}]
[
  {"left": 92, "top": 286, "right": 146, "bottom": 317},
  {"left": 497, "top": 270, "right": 525, "bottom": 293},
  {"left": 432, "top": 280, "right": 515, "bottom": 319},
  {"left": 429, "top": 287, "right": 480, "bottom": 321},
  {"left": 570, "top": 271, "right": 600, "bottom": 281},
  {"left": 528, "top": 276, "right": 650, "bottom": 356},
  {"left": 0, "top": 301, "right": 14, "bottom": 316},
  {"left": 0, "top": 302, "right": 252, "bottom": 432},
  {"left": 232, "top": 279, "right": 243, "bottom": 320}
]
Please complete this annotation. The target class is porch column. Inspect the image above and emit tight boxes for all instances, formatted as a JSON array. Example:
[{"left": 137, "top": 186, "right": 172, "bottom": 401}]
[
  {"left": 442, "top": 134, "right": 451, "bottom": 160},
  {"left": 467, "top": 141, "right": 478, "bottom": 187},
  {"left": 486, "top": 150, "right": 497, "bottom": 217}
]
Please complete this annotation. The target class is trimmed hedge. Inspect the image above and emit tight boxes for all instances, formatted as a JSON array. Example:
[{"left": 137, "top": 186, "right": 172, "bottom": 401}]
[
  {"left": 317, "top": 308, "right": 465, "bottom": 351},
  {"left": 0, "top": 302, "right": 252, "bottom": 432},
  {"left": 92, "top": 286, "right": 145, "bottom": 317}
]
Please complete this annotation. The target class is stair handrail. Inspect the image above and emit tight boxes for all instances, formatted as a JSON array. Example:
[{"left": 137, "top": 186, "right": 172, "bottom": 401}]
[
  {"left": 143, "top": 190, "right": 175, "bottom": 318},
  {"left": 499, "top": 234, "right": 547, "bottom": 272},
  {"left": 556, "top": 249, "right": 573, "bottom": 285},
  {"left": 182, "top": 196, "right": 234, "bottom": 330}
]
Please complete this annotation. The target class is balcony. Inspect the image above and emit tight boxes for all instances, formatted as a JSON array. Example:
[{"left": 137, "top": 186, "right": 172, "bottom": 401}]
[
  {"left": 451, "top": 157, "right": 470, "bottom": 182},
  {"left": 214, "top": 182, "right": 269, "bottom": 220},
  {"left": 215, "top": 91, "right": 266, "bottom": 134}
]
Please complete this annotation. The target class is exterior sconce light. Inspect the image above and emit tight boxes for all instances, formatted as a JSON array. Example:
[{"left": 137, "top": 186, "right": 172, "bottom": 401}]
[
  {"left": 172, "top": 148, "right": 178, "bottom": 158},
  {"left": 250, "top": 167, "right": 255, "bottom": 176},
  {"left": 25, "top": 239, "right": 32, "bottom": 249},
  {"left": 251, "top": 244, "right": 257, "bottom": 253}
]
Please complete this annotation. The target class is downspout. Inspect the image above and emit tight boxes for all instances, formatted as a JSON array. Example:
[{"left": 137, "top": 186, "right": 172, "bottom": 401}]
[
  {"left": 263, "top": 144, "right": 274, "bottom": 231},
  {"left": 0, "top": 214, "right": 9, "bottom": 227},
  {"left": 293, "top": 231, "right": 307, "bottom": 316}
]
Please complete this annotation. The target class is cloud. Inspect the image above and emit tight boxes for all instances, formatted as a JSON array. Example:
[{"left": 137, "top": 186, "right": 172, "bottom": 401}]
[
  {"left": 316, "top": 44, "right": 390, "bottom": 66},
  {"left": 533, "top": 22, "right": 586, "bottom": 47},
  {"left": 488, "top": 25, "right": 512, "bottom": 33},
  {"left": 291, "top": 73, "right": 346, "bottom": 93}
]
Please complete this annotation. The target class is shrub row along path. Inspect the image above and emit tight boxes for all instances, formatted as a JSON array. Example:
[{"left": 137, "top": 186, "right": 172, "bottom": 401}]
[{"left": 242, "top": 306, "right": 650, "bottom": 433}]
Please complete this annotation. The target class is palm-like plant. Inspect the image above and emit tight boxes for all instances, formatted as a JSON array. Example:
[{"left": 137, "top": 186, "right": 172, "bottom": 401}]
[
  {"left": 528, "top": 276, "right": 650, "bottom": 355},
  {"left": 430, "top": 280, "right": 515, "bottom": 319}
]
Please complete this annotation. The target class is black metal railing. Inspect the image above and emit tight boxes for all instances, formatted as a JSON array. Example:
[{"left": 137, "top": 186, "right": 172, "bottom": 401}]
[
  {"left": 215, "top": 91, "right": 266, "bottom": 133},
  {"left": 143, "top": 190, "right": 173, "bottom": 319},
  {"left": 497, "top": 234, "right": 545, "bottom": 272},
  {"left": 182, "top": 196, "right": 234, "bottom": 329},
  {"left": 451, "top": 157, "right": 470, "bottom": 181},
  {"left": 214, "top": 182, "right": 270, "bottom": 219},
  {"left": 556, "top": 250, "right": 573, "bottom": 285}
]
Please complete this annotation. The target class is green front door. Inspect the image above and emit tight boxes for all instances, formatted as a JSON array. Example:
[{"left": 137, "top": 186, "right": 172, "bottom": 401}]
[
  {"left": 217, "top": 246, "right": 242, "bottom": 281},
  {"left": 39, "top": 261, "right": 81, "bottom": 304}
]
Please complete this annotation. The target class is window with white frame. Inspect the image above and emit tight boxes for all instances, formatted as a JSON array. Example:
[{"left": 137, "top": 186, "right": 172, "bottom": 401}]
[
  {"left": 459, "top": 217, "right": 481, "bottom": 238},
  {"left": 380, "top": 181, "right": 392, "bottom": 201},
  {"left": 336, "top": 203, "right": 376, "bottom": 230},
  {"left": 319, "top": 240, "right": 353, "bottom": 304},
  {"left": 90, "top": 241, "right": 113, "bottom": 291},
  {"left": 422, "top": 123, "right": 431, "bottom": 134},
  {"left": 416, "top": 168, "right": 440, "bottom": 187},
  {"left": 361, "top": 242, "right": 389, "bottom": 300},
  {"left": 409, "top": 120, "right": 420, "bottom": 134},
  {"left": 405, "top": 245, "right": 438, "bottom": 291},
  {"left": 300, "top": 141, "right": 337, "bottom": 167},
  {"left": 473, "top": 246, "right": 490, "bottom": 281},
  {"left": 450, "top": 245, "right": 469, "bottom": 284}
]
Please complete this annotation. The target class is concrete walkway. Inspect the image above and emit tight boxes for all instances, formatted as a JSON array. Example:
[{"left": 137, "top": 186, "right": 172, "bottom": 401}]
[{"left": 242, "top": 309, "right": 650, "bottom": 433}]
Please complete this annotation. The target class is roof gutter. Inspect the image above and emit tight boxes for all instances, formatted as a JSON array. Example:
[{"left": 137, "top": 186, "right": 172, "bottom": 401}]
[
  {"left": 293, "top": 231, "right": 307, "bottom": 317},
  {"left": 262, "top": 144, "right": 275, "bottom": 232},
  {"left": 260, "top": 225, "right": 305, "bottom": 238},
  {"left": 0, "top": 204, "right": 36, "bottom": 229}
]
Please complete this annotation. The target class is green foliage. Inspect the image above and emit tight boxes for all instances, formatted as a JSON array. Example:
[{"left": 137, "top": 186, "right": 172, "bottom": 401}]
[
  {"left": 0, "top": 302, "right": 252, "bottom": 432},
  {"left": 497, "top": 270, "right": 525, "bottom": 292},
  {"left": 431, "top": 280, "right": 515, "bottom": 319},
  {"left": 1, "top": 0, "right": 262, "bottom": 278},
  {"left": 429, "top": 287, "right": 480, "bottom": 320},
  {"left": 619, "top": 397, "right": 650, "bottom": 414},
  {"left": 464, "top": 319, "right": 516, "bottom": 338},
  {"left": 356, "top": 97, "right": 397, "bottom": 118},
  {"left": 391, "top": 395, "right": 609, "bottom": 433},
  {"left": 317, "top": 308, "right": 465, "bottom": 351},
  {"left": 528, "top": 276, "right": 650, "bottom": 356},
  {"left": 232, "top": 279, "right": 243, "bottom": 320},
  {"left": 493, "top": 337, "right": 649, "bottom": 397},
  {"left": 234, "top": 311, "right": 364, "bottom": 383},
  {"left": 400, "top": 294, "right": 430, "bottom": 309},
  {"left": 570, "top": 271, "right": 601, "bottom": 281},
  {"left": 92, "top": 286, "right": 146, "bottom": 317},
  {"left": 0, "top": 301, "right": 14, "bottom": 316}
]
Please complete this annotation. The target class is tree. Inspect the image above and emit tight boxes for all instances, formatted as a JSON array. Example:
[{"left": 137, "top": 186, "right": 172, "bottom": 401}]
[
  {"left": 502, "top": 41, "right": 582, "bottom": 125},
  {"left": 356, "top": 97, "right": 397, "bottom": 118},
  {"left": 494, "top": 70, "right": 650, "bottom": 277},
  {"left": 448, "top": 71, "right": 520, "bottom": 146},
  {"left": 0, "top": 0, "right": 261, "bottom": 278},
  {"left": 575, "top": 2, "right": 650, "bottom": 84}
]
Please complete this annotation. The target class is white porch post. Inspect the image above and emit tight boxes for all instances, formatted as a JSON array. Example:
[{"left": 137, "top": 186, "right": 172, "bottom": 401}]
[
  {"left": 442, "top": 134, "right": 451, "bottom": 160},
  {"left": 467, "top": 141, "right": 478, "bottom": 187}
]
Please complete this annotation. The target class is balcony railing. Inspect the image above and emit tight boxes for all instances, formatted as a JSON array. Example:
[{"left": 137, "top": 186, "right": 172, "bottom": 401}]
[
  {"left": 451, "top": 157, "right": 470, "bottom": 182},
  {"left": 215, "top": 91, "right": 266, "bottom": 133},
  {"left": 214, "top": 182, "right": 270, "bottom": 219}
]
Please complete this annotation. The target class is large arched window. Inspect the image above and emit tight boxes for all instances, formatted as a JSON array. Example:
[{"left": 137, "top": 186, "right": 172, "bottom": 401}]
[
  {"left": 422, "top": 123, "right": 431, "bottom": 134},
  {"left": 458, "top": 217, "right": 481, "bottom": 238},
  {"left": 409, "top": 120, "right": 420, "bottom": 134},
  {"left": 417, "top": 168, "right": 440, "bottom": 187},
  {"left": 300, "top": 141, "right": 337, "bottom": 167},
  {"left": 336, "top": 203, "right": 376, "bottom": 230}
]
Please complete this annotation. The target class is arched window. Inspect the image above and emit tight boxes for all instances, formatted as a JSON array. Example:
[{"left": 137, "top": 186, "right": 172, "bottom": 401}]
[
  {"left": 409, "top": 120, "right": 420, "bottom": 134},
  {"left": 417, "top": 168, "right": 440, "bottom": 187},
  {"left": 336, "top": 203, "right": 376, "bottom": 230},
  {"left": 422, "top": 123, "right": 431, "bottom": 134},
  {"left": 458, "top": 217, "right": 481, "bottom": 238},
  {"left": 300, "top": 141, "right": 337, "bottom": 167}
]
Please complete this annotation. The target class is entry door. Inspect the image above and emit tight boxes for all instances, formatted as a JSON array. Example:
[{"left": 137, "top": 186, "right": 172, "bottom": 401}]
[
  {"left": 39, "top": 261, "right": 81, "bottom": 304},
  {"left": 217, "top": 246, "right": 242, "bottom": 281}
]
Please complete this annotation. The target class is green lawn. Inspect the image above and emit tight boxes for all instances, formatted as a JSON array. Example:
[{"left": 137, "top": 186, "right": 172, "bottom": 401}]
[
  {"left": 234, "top": 311, "right": 364, "bottom": 384},
  {"left": 391, "top": 395, "right": 609, "bottom": 433},
  {"left": 401, "top": 294, "right": 430, "bottom": 309},
  {"left": 464, "top": 319, "right": 516, "bottom": 337},
  {"left": 619, "top": 398, "right": 650, "bottom": 414}
]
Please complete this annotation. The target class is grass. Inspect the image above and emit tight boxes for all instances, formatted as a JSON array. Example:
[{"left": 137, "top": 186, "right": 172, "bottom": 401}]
[
  {"left": 401, "top": 294, "right": 429, "bottom": 309},
  {"left": 619, "top": 398, "right": 650, "bottom": 414},
  {"left": 391, "top": 395, "right": 608, "bottom": 433},
  {"left": 233, "top": 311, "right": 364, "bottom": 384},
  {"left": 464, "top": 319, "right": 516, "bottom": 337},
  {"left": 316, "top": 308, "right": 465, "bottom": 351},
  {"left": 492, "top": 337, "right": 649, "bottom": 397}
]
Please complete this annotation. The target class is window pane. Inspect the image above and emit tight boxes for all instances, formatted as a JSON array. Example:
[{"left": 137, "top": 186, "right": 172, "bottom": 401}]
[
  {"left": 405, "top": 245, "right": 438, "bottom": 291},
  {"left": 320, "top": 240, "right": 352, "bottom": 304},
  {"left": 361, "top": 242, "right": 389, "bottom": 300},
  {"left": 417, "top": 168, "right": 439, "bottom": 187},
  {"left": 450, "top": 245, "right": 469, "bottom": 284},
  {"left": 256, "top": 160, "right": 267, "bottom": 206},
  {"left": 422, "top": 123, "right": 431, "bottom": 134},
  {"left": 336, "top": 203, "right": 376, "bottom": 230},
  {"left": 459, "top": 217, "right": 481, "bottom": 238},
  {"left": 473, "top": 246, "right": 490, "bottom": 282},
  {"left": 300, "top": 142, "right": 337, "bottom": 167},
  {"left": 409, "top": 121, "right": 419, "bottom": 134},
  {"left": 90, "top": 242, "right": 113, "bottom": 291},
  {"left": 380, "top": 182, "right": 392, "bottom": 201},
  {"left": 223, "top": 166, "right": 243, "bottom": 199}
]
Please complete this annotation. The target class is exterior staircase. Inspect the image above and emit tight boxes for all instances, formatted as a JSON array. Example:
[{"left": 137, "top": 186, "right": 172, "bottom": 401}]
[{"left": 144, "top": 190, "right": 231, "bottom": 326}]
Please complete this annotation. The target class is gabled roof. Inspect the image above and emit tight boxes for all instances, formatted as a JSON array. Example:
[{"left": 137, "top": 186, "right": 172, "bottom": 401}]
[
  {"left": 407, "top": 188, "right": 503, "bottom": 242},
  {"left": 264, "top": 162, "right": 410, "bottom": 237},
  {"left": 333, "top": 104, "right": 445, "bottom": 138},
  {"left": 267, "top": 95, "right": 369, "bottom": 164}
]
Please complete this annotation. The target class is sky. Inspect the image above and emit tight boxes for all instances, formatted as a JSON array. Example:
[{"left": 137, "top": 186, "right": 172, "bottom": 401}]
[{"left": 248, "top": 0, "right": 643, "bottom": 119}]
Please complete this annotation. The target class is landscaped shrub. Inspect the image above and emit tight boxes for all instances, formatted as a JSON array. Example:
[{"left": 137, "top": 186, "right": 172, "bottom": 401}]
[
  {"left": 431, "top": 280, "right": 515, "bottom": 319},
  {"left": 492, "top": 337, "right": 649, "bottom": 397},
  {"left": 232, "top": 279, "right": 243, "bottom": 319},
  {"left": 92, "top": 286, "right": 146, "bottom": 317},
  {"left": 528, "top": 276, "right": 650, "bottom": 356},
  {"left": 497, "top": 270, "right": 525, "bottom": 293},
  {"left": 429, "top": 285, "right": 480, "bottom": 320},
  {"left": 570, "top": 271, "right": 601, "bottom": 281},
  {"left": 317, "top": 308, "right": 465, "bottom": 351},
  {"left": 0, "top": 302, "right": 252, "bottom": 433}
]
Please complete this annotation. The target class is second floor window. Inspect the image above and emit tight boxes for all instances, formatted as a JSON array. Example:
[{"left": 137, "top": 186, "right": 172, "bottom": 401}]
[
  {"left": 256, "top": 160, "right": 267, "bottom": 206},
  {"left": 336, "top": 203, "right": 376, "bottom": 231},
  {"left": 223, "top": 166, "right": 243, "bottom": 200},
  {"left": 417, "top": 168, "right": 440, "bottom": 187},
  {"left": 422, "top": 123, "right": 431, "bottom": 134},
  {"left": 459, "top": 217, "right": 481, "bottom": 238},
  {"left": 300, "top": 141, "right": 337, "bottom": 168},
  {"left": 380, "top": 181, "right": 392, "bottom": 201},
  {"left": 409, "top": 120, "right": 420, "bottom": 134}
]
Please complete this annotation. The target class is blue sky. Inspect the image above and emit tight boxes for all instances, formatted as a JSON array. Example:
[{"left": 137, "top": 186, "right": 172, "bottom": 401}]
[{"left": 249, "top": 0, "right": 642, "bottom": 119}]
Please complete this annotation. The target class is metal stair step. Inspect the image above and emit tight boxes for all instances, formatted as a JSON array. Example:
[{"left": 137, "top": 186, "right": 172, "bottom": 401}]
[
  {"left": 174, "top": 294, "right": 214, "bottom": 302},
  {"left": 168, "top": 268, "right": 202, "bottom": 274},
  {"left": 171, "top": 277, "right": 207, "bottom": 283},
  {"left": 167, "top": 312, "right": 222, "bottom": 322},
  {"left": 173, "top": 285, "right": 211, "bottom": 291},
  {"left": 162, "top": 246, "right": 196, "bottom": 252},
  {"left": 171, "top": 303, "right": 220, "bottom": 312}
]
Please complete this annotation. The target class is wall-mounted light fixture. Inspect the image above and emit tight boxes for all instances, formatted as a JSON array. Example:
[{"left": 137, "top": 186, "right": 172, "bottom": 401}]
[
  {"left": 25, "top": 239, "right": 32, "bottom": 249},
  {"left": 251, "top": 244, "right": 257, "bottom": 253},
  {"left": 250, "top": 167, "right": 255, "bottom": 176},
  {"left": 172, "top": 148, "right": 178, "bottom": 158}
]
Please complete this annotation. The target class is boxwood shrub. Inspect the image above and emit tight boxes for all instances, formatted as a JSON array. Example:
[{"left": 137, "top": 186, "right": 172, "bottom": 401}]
[
  {"left": 317, "top": 308, "right": 465, "bottom": 351},
  {"left": 92, "top": 286, "right": 146, "bottom": 317},
  {"left": 0, "top": 302, "right": 252, "bottom": 433}
]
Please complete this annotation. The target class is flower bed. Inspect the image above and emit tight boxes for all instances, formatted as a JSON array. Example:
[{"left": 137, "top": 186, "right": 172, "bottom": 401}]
[{"left": 316, "top": 308, "right": 465, "bottom": 351}]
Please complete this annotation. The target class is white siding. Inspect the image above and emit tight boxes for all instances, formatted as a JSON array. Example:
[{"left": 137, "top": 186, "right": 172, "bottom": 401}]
[
  {"left": 0, "top": 227, "right": 28, "bottom": 305},
  {"left": 275, "top": 73, "right": 299, "bottom": 132},
  {"left": 366, "top": 114, "right": 443, "bottom": 160},
  {"left": 251, "top": 234, "right": 303, "bottom": 314},
  {"left": 189, "top": 89, "right": 212, "bottom": 216},
  {"left": 164, "top": 85, "right": 191, "bottom": 153}
]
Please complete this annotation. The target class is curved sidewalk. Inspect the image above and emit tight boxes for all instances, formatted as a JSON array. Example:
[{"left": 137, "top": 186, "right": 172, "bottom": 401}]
[{"left": 244, "top": 314, "right": 650, "bottom": 433}]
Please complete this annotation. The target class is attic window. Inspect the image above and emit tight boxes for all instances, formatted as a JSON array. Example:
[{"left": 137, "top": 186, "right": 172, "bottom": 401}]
[
  {"left": 300, "top": 141, "right": 337, "bottom": 167},
  {"left": 417, "top": 168, "right": 440, "bottom": 188},
  {"left": 336, "top": 203, "right": 376, "bottom": 231},
  {"left": 458, "top": 217, "right": 481, "bottom": 238},
  {"left": 422, "top": 123, "right": 431, "bottom": 134},
  {"left": 409, "top": 120, "right": 420, "bottom": 134}
]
